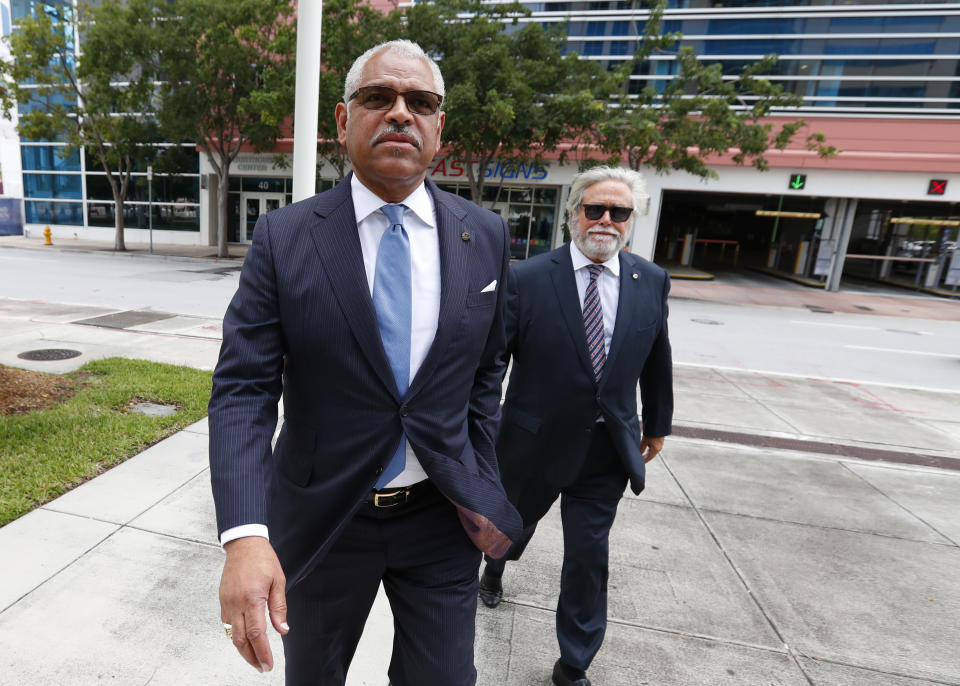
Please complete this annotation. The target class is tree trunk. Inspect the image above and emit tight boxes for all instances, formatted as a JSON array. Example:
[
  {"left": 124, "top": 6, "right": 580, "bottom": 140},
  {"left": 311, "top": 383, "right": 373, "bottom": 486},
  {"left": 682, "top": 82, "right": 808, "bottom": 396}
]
[
  {"left": 217, "top": 164, "right": 230, "bottom": 259},
  {"left": 112, "top": 190, "right": 126, "bottom": 251}
]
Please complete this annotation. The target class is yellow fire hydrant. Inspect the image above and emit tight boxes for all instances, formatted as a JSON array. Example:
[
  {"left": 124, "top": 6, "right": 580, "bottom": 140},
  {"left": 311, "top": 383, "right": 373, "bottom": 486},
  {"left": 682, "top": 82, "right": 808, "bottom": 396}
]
[{"left": 43, "top": 226, "right": 53, "bottom": 246}]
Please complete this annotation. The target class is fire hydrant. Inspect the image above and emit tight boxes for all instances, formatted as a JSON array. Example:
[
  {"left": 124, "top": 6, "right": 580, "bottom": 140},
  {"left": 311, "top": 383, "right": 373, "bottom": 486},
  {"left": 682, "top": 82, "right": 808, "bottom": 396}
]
[{"left": 43, "top": 226, "right": 53, "bottom": 246}]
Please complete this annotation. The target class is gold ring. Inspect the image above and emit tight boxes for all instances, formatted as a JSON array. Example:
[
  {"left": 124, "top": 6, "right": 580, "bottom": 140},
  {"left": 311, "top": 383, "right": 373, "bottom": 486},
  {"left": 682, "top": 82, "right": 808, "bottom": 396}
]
[{"left": 223, "top": 623, "right": 233, "bottom": 639}]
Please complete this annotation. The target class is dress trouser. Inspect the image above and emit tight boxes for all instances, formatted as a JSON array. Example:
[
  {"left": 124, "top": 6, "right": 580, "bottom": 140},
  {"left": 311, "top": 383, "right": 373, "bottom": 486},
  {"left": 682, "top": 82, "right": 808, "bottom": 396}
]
[
  {"left": 282, "top": 481, "right": 482, "bottom": 686},
  {"left": 485, "top": 423, "right": 628, "bottom": 671}
]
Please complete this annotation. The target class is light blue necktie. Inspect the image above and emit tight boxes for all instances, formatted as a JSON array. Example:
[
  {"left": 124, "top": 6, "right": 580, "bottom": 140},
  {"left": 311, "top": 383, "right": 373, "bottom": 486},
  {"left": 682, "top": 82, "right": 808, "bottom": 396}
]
[{"left": 373, "top": 203, "right": 411, "bottom": 488}]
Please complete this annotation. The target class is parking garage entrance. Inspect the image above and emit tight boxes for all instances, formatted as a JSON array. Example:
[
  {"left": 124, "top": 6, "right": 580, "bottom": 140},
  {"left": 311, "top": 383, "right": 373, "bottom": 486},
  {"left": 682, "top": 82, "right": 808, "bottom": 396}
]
[
  {"left": 656, "top": 190, "right": 828, "bottom": 278},
  {"left": 655, "top": 191, "right": 959, "bottom": 295}
]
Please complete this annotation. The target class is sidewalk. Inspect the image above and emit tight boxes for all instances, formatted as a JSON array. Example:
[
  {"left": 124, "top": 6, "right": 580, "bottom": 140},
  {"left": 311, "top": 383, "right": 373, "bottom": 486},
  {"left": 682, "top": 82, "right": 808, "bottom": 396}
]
[{"left": 1, "top": 280, "right": 960, "bottom": 683}]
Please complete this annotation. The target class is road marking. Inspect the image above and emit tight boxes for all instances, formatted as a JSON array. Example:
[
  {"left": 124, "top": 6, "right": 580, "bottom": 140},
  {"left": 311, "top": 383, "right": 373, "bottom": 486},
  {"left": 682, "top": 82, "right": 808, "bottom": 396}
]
[
  {"left": 789, "top": 320, "right": 933, "bottom": 335},
  {"left": 844, "top": 345, "right": 960, "bottom": 359},
  {"left": 674, "top": 361, "right": 960, "bottom": 394}
]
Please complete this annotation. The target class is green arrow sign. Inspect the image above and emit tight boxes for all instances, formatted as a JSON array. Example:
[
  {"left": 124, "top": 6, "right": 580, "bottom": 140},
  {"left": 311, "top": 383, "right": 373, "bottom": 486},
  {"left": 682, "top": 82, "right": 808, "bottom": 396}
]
[{"left": 789, "top": 174, "right": 807, "bottom": 190}]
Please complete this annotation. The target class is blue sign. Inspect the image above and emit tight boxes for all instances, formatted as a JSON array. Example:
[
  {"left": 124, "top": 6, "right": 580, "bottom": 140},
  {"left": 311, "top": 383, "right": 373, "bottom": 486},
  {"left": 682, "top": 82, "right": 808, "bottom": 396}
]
[{"left": 0, "top": 199, "right": 23, "bottom": 236}]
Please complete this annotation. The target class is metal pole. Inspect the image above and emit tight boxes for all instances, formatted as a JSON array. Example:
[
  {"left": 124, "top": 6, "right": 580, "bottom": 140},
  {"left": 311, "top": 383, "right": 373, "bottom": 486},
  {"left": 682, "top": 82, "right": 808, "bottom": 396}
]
[
  {"left": 292, "top": 0, "right": 323, "bottom": 203},
  {"left": 147, "top": 165, "right": 153, "bottom": 254}
]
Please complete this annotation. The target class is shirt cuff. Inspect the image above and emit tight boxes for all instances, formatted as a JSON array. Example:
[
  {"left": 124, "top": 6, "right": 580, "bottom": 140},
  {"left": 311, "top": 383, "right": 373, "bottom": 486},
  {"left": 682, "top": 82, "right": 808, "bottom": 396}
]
[{"left": 220, "top": 524, "right": 270, "bottom": 547}]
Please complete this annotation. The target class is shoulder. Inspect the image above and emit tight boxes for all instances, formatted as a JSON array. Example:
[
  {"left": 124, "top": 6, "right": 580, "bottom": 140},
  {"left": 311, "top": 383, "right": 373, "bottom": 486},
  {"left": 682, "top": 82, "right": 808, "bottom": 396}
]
[
  {"left": 511, "top": 245, "right": 566, "bottom": 283},
  {"left": 621, "top": 251, "right": 668, "bottom": 282}
]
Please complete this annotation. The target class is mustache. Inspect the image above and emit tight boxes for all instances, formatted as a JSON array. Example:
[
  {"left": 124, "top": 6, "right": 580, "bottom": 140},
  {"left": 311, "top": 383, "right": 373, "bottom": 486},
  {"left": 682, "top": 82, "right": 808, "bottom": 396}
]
[
  {"left": 586, "top": 226, "right": 621, "bottom": 236},
  {"left": 370, "top": 125, "right": 423, "bottom": 151}
]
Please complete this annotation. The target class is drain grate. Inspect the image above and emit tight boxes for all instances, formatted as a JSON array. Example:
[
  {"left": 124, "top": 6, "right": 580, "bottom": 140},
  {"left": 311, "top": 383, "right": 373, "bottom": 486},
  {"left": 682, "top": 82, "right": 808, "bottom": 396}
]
[
  {"left": 17, "top": 348, "right": 82, "bottom": 361},
  {"left": 691, "top": 318, "right": 723, "bottom": 326},
  {"left": 805, "top": 304, "right": 833, "bottom": 313},
  {"left": 75, "top": 310, "right": 176, "bottom": 329}
]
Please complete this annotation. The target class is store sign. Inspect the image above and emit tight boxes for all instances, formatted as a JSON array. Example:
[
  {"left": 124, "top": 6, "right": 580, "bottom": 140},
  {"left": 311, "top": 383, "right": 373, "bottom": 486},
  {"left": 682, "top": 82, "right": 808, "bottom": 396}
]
[
  {"left": 928, "top": 179, "right": 947, "bottom": 196},
  {"left": 788, "top": 174, "right": 806, "bottom": 190},
  {"left": 429, "top": 158, "right": 549, "bottom": 181}
]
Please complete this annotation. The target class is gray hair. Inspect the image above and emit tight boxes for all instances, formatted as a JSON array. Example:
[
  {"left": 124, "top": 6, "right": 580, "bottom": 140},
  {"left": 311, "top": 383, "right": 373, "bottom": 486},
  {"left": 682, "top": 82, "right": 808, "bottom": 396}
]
[
  {"left": 343, "top": 40, "right": 445, "bottom": 106},
  {"left": 565, "top": 166, "right": 648, "bottom": 218}
]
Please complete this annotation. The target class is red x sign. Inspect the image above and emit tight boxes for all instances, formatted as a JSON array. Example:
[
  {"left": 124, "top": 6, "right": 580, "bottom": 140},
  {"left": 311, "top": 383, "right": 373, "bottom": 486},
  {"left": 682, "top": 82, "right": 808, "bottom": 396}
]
[{"left": 928, "top": 179, "right": 947, "bottom": 196}]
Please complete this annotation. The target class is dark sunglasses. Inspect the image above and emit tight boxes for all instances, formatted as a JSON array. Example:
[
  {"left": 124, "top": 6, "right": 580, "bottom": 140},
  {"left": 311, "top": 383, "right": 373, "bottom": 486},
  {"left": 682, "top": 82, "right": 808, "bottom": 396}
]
[
  {"left": 348, "top": 85, "right": 443, "bottom": 116},
  {"left": 581, "top": 203, "right": 633, "bottom": 222}
]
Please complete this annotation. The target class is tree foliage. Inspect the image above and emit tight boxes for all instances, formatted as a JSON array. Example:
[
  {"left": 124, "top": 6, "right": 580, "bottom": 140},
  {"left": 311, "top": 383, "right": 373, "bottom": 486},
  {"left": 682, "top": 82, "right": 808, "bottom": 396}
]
[
  {"left": 157, "top": 0, "right": 297, "bottom": 257},
  {"left": 583, "top": 0, "right": 837, "bottom": 177},
  {"left": 0, "top": 0, "right": 165, "bottom": 250},
  {"left": 405, "top": 0, "right": 612, "bottom": 205},
  {"left": 316, "top": 0, "right": 403, "bottom": 181}
]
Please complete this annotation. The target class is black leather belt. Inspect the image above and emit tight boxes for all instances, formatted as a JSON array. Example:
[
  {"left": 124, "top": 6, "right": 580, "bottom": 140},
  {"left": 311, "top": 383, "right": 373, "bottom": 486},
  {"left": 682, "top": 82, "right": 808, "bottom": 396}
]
[{"left": 366, "top": 480, "right": 432, "bottom": 508}]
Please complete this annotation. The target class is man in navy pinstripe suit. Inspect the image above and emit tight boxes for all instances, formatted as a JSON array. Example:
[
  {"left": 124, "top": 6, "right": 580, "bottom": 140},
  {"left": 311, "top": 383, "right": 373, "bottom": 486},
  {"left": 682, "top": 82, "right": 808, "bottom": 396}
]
[{"left": 208, "top": 40, "right": 521, "bottom": 685}]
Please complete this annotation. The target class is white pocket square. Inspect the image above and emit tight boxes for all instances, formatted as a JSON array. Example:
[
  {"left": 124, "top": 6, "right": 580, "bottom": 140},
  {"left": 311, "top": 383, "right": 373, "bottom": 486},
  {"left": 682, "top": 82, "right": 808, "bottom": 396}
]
[{"left": 480, "top": 280, "right": 497, "bottom": 293}]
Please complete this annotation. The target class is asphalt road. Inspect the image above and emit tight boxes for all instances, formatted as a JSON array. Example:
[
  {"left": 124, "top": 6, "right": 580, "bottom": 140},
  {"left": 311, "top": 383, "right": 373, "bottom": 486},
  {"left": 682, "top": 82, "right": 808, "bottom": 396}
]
[{"left": 4, "top": 246, "right": 959, "bottom": 391}]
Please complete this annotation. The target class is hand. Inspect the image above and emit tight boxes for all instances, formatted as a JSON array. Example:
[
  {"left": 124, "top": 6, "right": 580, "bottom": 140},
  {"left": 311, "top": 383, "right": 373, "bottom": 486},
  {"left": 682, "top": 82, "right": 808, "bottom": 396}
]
[
  {"left": 220, "top": 536, "right": 289, "bottom": 672},
  {"left": 640, "top": 436, "right": 664, "bottom": 463}
]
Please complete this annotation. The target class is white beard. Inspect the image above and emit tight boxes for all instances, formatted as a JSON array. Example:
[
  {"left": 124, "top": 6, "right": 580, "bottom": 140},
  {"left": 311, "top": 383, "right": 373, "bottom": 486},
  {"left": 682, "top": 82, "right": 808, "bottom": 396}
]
[{"left": 572, "top": 224, "right": 627, "bottom": 263}]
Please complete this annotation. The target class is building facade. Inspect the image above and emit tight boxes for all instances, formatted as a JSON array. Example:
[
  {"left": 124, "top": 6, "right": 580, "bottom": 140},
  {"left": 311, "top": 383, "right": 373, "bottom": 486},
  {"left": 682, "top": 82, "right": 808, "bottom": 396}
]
[{"left": 2, "top": 0, "right": 959, "bottom": 291}]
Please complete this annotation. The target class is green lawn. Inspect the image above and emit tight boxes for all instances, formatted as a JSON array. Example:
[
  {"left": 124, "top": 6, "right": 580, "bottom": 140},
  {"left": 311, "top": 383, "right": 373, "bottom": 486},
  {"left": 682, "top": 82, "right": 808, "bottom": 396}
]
[{"left": 0, "top": 358, "right": 212, "bottom": 527}]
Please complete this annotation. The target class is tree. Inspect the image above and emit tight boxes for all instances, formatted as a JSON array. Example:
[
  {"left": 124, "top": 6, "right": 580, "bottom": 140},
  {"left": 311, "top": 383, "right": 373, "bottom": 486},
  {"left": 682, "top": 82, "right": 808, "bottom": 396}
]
[
  {"left": 316, "top": 0, "right": 402, "bottom": 182},
  {"left": 584, "top": 0, "right": 837, "bottom": 177},
  {"left": 0, "top": 0, "right": 165, "bottom": 251},
  {"left": 405, "top": 0, "right": 612, "bottom": 206},
  {"left": 158, "top": 0, "right": 296, "bottom": 258}
]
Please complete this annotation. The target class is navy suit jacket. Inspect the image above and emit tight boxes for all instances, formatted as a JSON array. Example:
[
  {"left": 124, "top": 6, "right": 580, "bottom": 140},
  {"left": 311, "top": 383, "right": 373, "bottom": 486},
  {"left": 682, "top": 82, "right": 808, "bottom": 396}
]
[
  {"left": 496, "top": 243, "right": 673, "bottom": 524},
  {"left": 208, "top": 176, "right": 522, "bottom": 590}
]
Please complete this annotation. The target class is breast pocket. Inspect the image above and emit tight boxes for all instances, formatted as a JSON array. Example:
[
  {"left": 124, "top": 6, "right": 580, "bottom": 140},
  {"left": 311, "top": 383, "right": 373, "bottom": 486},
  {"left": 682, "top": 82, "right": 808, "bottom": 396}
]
[{"left": 466, "top": 290, "right": 497, "bottom": 308}]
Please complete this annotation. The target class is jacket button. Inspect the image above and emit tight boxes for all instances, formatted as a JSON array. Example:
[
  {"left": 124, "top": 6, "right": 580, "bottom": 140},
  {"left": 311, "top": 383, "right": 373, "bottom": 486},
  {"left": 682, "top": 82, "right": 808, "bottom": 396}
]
[{"left": 399, "top": 405, "right": 409, "bottom": 417}]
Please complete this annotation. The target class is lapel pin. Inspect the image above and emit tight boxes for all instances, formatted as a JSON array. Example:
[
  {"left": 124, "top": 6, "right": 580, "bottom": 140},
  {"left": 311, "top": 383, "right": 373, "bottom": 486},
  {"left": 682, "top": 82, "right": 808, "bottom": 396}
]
[
  {"left": 461, "top": 232, "right": 471, "bottom": 242},
  {"left": 632, "top": 273, "right": 639, "bottom": 280}
]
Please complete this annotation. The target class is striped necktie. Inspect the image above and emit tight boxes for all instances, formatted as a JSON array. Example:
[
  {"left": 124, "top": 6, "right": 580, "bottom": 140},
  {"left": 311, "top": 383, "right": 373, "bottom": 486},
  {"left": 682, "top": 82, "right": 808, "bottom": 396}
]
[
  {"left": 583, "top": 263, "right": 606, "bottom": 383},
  {"left": 373, "top": 203, "right": 410, "bottom": 488}
]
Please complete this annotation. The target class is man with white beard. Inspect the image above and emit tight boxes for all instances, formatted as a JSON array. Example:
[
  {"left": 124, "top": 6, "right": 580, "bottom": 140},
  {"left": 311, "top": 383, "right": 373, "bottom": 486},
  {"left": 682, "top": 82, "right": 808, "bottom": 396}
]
[{"left": 477, "top": 166, "right": 674, "bottom": 686}]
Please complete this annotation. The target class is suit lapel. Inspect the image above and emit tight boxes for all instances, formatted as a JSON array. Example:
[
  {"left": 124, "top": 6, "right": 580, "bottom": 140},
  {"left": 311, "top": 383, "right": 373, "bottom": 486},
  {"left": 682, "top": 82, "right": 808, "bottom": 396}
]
[
  {"left": 307, "top": 174, "right": 399, "bottom": 399},
  {"left": 407, "top": 180, "right": 469, "bottom": 399},
  {"left": 602, "top": 252, "right": 639, "bottom": 387},
  {"left": 549, "top": 244, "right": 595, "bottom": 383}
]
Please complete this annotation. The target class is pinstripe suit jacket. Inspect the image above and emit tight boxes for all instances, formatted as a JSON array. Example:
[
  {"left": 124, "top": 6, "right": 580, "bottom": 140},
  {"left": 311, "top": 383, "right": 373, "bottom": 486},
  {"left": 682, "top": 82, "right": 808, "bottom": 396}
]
[{"left": 208, "top": 175, "right": 522, "bottom": 590}]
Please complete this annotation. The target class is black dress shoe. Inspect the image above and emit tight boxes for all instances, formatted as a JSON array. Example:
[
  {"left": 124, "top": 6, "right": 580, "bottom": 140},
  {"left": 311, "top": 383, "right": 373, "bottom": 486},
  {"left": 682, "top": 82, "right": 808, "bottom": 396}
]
[
  {"left": 478, "top": 570, "right": 503, "bottom": 608},
  {"left": 552, "top": 659, "right": 591, "bottom": 686}
]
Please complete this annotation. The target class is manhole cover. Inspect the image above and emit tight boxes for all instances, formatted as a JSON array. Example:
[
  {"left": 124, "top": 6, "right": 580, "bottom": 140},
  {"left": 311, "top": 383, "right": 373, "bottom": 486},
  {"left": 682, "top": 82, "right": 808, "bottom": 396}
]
[
  {"left": 691, "top": 318, "right": 723, "bottom": 325},
  {"left": 17, "top": 348, "right": 82, "bottom": 361}
]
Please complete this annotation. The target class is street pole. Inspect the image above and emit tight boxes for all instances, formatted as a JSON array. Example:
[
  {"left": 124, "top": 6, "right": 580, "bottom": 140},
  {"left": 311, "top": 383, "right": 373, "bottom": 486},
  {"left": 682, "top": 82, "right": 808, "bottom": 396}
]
[
  {"left": 147, "top": 165, "right": 153, "bottom": 254},
  {"left": 292, "top": 0, "right": 323, "bottom": 203}
]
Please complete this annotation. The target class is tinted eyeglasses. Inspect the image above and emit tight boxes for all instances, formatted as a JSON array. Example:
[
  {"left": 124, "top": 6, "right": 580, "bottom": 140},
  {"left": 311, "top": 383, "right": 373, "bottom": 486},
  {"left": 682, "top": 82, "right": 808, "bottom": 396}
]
[
  {"left": 348, "top": 86, "right": 443, "bottom": 116},
  {"left": 581, "top": 203, "right": 633, "bottom": 223}
]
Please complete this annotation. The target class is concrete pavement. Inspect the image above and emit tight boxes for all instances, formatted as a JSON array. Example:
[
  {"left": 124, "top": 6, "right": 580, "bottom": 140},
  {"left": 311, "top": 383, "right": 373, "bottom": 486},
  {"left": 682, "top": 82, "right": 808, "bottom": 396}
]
[{"left": 1, "top": 246, "right": 959, "bottom": 684}]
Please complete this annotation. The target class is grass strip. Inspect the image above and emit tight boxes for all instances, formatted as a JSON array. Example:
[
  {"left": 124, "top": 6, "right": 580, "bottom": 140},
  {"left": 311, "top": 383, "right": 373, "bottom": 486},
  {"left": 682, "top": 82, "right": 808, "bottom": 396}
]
[{"left": 0, "top": 358, "right": 212, "bottom": 527}]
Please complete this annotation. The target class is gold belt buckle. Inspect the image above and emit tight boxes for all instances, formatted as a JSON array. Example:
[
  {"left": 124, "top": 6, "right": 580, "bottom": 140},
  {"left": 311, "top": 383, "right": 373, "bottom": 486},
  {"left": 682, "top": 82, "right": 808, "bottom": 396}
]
[{"left": 373, "top": 487, "right": 408, "bottom": 508}]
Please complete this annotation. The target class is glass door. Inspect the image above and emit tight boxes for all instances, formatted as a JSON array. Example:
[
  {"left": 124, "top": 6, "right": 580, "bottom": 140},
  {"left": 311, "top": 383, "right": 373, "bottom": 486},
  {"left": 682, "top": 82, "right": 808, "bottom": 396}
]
[{"left": 240, "top": 192, "right": 286, "bottom": 243}]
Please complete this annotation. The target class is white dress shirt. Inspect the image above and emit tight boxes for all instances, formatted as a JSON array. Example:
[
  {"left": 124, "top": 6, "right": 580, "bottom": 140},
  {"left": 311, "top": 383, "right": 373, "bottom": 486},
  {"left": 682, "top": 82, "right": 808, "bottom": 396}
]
[
  {"left": 220, "top": 177, "right": 440, "bottom": 546},
  {"left": 570, "top": 240, "right": 620, "bottom": 356}
]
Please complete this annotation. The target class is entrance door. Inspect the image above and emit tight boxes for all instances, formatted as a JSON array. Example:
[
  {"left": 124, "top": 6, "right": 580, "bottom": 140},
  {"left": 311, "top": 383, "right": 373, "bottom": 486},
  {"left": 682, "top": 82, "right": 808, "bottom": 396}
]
[{"left": 241, "top": 192, "right": 286, "bottom": 243}]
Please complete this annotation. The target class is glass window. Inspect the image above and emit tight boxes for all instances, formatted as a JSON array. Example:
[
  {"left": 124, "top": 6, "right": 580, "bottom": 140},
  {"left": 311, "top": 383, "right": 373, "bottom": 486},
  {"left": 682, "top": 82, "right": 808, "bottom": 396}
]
[
  {"left": 87, "top": 203, "right": 199, "bottom": 232},
  {"left": 23, "top": 173, "right": 53, "bottom": 198},
  {"left": 21, "top": 145, "right": 81, "bottom": 172},
  {"left": 24, "top": 200, "right": 83, "bottom": 226}
]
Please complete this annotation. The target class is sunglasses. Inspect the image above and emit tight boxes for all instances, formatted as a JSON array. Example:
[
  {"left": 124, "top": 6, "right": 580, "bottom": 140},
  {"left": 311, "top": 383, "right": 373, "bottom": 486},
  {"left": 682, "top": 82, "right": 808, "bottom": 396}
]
[
  {"left": 348, "top": 85, "right": 443, "bottom": 116},
  {"left": 581, "top": 203, "right": 633, "bottom": 222}
]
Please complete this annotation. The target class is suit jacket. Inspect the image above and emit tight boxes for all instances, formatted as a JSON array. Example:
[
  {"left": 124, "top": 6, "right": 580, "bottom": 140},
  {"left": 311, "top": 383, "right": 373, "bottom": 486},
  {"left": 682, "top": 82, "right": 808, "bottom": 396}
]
[
  {"left": 496, "top": 243, "right": 673, "bottom": 524},
  {"left": 208, "top": 175, "right": 522, "bottom": 590}
]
